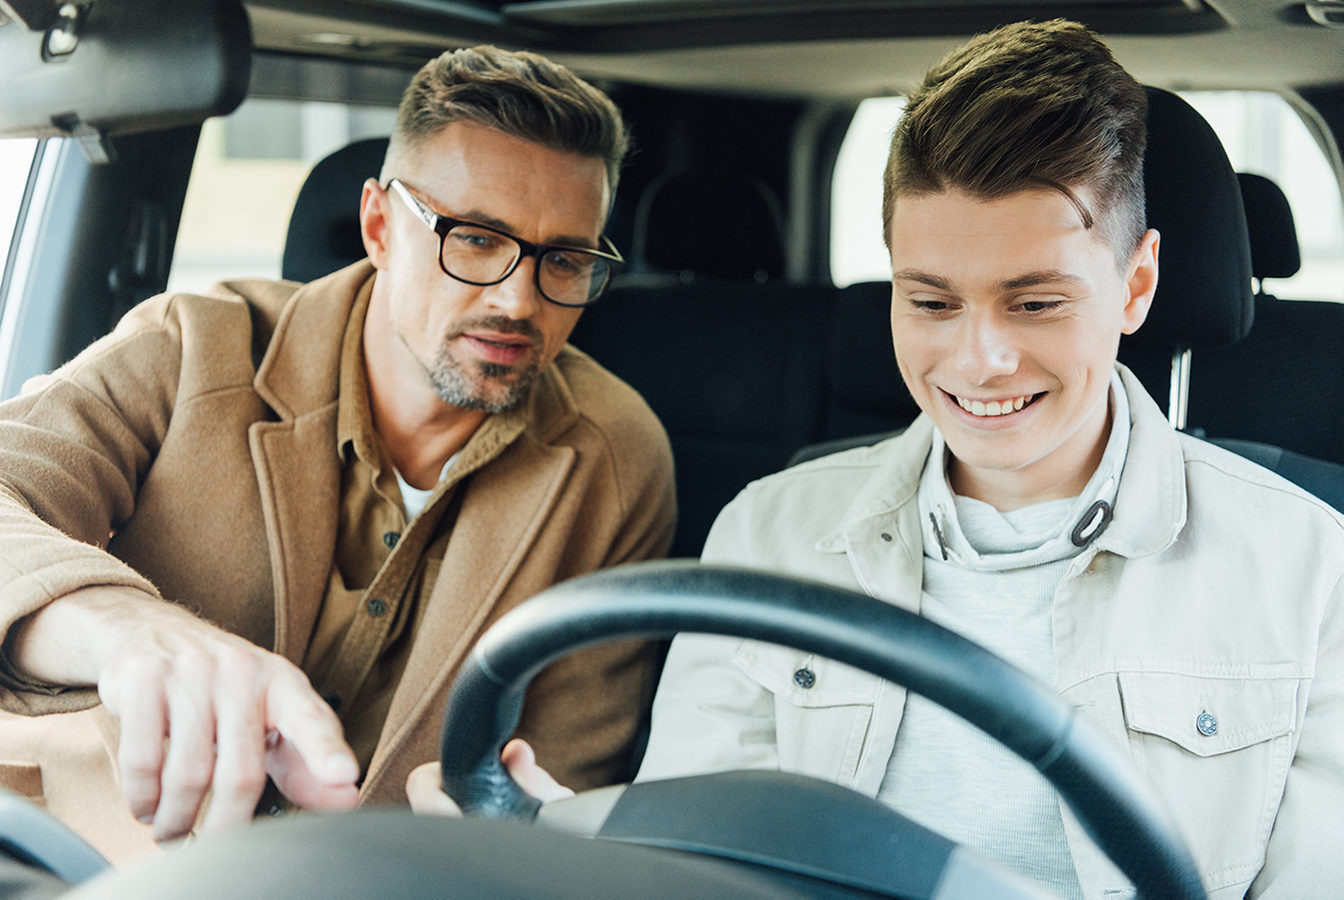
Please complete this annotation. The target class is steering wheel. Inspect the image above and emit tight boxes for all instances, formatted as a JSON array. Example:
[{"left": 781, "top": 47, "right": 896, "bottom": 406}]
[{"left": 440, "top": 560, "right": 1206, "bottom": 899}]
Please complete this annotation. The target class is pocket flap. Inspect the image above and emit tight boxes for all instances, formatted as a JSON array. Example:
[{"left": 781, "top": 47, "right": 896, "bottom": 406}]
[
  {"left": 734, "top": 640, "right": 882, "bottom": 708},
  {"left": 1118, "top": 672, "right": 1299, "bottom": 757}
]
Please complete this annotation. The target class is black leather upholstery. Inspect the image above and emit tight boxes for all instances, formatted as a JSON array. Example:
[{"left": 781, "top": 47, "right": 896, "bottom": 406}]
[{"left": 281, "top": 136, "right": 388, "bottom": 283}]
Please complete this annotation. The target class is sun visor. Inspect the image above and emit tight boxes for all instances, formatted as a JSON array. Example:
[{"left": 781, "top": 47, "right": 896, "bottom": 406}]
[{"left": 0, "top": 0, "right": 251, "bottom": 156}]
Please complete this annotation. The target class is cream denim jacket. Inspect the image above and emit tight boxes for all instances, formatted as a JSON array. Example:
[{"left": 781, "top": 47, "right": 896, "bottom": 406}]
[{"left": 638, "top": 367, "right": 1344, "bottom": 899}]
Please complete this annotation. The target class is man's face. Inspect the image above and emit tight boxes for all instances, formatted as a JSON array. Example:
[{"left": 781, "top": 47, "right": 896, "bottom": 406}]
[
  {"left": 888, "top": 187, "right": 1158, "bottom": 508},
  {"left": 360, "top": 121, "right": 610, "bottom": 412}
]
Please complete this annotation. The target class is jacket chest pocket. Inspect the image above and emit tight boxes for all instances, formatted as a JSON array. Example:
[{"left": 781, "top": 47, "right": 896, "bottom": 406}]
[
  {"left": 734, "top": 641, "right": 881, "bottom": 787},
  {"left": 1117, "top": 671, "right": 1300, "bottom": 892}
]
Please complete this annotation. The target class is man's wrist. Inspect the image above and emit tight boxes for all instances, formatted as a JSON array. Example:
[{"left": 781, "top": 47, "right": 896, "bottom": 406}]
[{"left": 7, "top": 585, "right": 164, "bottom": 687}]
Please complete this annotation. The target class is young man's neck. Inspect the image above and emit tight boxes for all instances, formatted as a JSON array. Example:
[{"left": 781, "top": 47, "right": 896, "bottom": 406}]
[{"left": 948, "top": 404, "right": 1114, "bottom": 512}]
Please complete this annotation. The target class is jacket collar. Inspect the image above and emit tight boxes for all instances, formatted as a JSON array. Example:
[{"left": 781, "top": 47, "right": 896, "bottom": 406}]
[{"left": 818, "top": 364, "right": 1187, "bottom": 561}]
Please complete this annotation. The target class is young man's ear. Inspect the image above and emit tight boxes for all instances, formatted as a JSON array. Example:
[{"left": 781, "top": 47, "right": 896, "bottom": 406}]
[
  {"left": 359, "top": 178, "right": 392, "bottom": 270},
  {"left": 1120, "top": 228, "right": 1161, "bottom": 335}
]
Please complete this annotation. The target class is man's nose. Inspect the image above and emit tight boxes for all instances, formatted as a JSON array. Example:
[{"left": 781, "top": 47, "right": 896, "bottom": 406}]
[
  {"left": 955, "top": 312, "right": 1019, "bottom": 383},
  {"left": 484, "top": 257, "right": 544, "bottom": 320}
]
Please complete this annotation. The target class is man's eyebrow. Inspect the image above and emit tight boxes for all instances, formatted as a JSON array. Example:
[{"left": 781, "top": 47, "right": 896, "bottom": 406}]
[
  {"left": 1000, "top": 269, "right": 1084, "bottom": 290},
  {"left": 458, "top": 208, "right": 596, "bottom": 250},
  {"left": 892, "top": 269, "right": 954, "bottom": 290}
]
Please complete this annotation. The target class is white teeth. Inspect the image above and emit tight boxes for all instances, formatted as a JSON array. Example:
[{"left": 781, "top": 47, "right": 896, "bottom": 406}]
[{"left": 956, "top": 394, "right": 1035, "bottom": 417}]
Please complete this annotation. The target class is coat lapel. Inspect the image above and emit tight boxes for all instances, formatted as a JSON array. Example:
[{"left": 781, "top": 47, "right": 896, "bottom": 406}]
[
  {"left": 361, "top": 437, "right": 575, "bottom": 797},
  {"left": 247, "top": 263, "right": 371, "bottom": 661}
]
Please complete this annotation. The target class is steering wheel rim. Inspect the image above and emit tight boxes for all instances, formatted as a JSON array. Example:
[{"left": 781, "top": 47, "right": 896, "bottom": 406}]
[{"left": 439, "top": 560, "right": 1205, "bottom": 899}]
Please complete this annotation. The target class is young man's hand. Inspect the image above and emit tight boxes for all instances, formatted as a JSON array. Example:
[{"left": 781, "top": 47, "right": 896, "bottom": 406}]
[
  {"left": 405, "top": 739, "right": 573, "bottom": 815},
  {"left": 9, "top": 586, "right": 360, "bottom": 842}
]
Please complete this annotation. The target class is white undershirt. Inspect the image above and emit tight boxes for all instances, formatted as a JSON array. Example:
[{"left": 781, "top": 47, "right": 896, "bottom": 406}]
[
  {"left": 876, "top": 371, "right": 1130, "bottom": 898},
  {"left": 393, "top": 452, "right": 460, "bottom": 520}
]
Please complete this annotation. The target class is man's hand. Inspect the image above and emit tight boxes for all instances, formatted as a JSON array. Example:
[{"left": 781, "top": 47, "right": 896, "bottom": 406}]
[
  {"left": 9, "top": 586, "right": 360, "bottom": 842},
  {"left": 405, "top": 739, "right": 573, "bottom": 816}
]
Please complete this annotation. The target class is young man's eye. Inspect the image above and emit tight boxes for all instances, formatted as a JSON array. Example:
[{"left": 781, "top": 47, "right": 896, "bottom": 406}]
[
  {"left": 1019, "top": 299, "right": 1065, "bottom": 314},
  {"left": 910, "top": 298, "right": 950, "bottom": 312}
]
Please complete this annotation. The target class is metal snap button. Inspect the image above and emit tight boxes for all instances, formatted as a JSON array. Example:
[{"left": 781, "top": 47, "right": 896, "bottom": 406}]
[
  {"left": 367, "top": 597, "right": 388, "bottom": 618},
  {"left": 383, "top": 531, "right": 401, "bottom": 548},
  {"left": 793, "top": 667, "right": 816, "bottom": 689},
  {"left": 1196, "top": 711, "right": 1218, "bottom": 736}
]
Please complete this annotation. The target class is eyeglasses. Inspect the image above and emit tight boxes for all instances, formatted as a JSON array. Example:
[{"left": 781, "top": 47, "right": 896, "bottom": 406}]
[{"left": 386, "top": 178, "right": 623, "bottom": 308}]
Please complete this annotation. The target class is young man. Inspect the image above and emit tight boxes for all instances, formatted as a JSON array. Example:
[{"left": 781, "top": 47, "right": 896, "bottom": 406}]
[
  {"left": 0, "top": 46, "right": 674, "bottom": 859},
  {"left": 628, "top": 20, "right": 1341, "bottom": 899}
]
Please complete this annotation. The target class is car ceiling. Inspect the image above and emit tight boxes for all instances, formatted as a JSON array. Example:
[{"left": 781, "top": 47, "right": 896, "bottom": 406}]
[{"left": 238, "top": 0, "right": 1344, "bottom": 97}]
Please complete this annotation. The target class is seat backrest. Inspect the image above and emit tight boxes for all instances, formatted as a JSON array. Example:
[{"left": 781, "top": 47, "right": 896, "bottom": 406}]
[
  {"left": 569, "top": 282, "right": 836, "bottom": 558},
  {"left": 1187, "top": 171, "right": 1344, "bottom": 464},
  {"left": 627, "top": 167, "right": 786, "bottom": 283},
  {"left": 281, "top": 136, "right": 388, "bottom": 283},
  {"left": 1116, "top": 87, "right": 1255, "bottom": 414}
]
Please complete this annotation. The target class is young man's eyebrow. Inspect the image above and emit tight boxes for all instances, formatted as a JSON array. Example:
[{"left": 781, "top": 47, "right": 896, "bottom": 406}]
[
  {"left": 999, "top": 270, "right": 1085, "bottom": 290},
  {"left": 892, "top": 269, "right": 954, "bottom": 290}
]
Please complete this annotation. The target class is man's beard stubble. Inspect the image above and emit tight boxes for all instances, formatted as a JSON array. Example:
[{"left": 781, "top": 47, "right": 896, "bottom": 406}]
[{"left": 426, "top": 316, "right": 544, "bottom": 413}]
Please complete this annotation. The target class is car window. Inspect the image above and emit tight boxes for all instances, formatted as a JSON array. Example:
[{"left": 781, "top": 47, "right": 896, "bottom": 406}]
[
  {"left": 168, "top": 98, "right": 397, "bottom": 294},
  {"left": 0, "top": 138, "right": 37, "bottom": 279},
  {"left": 831, "top": 91, "right": 1344, "bottom": 302}
]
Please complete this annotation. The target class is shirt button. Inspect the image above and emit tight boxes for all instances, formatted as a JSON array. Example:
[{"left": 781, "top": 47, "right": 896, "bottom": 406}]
[
  {"left": 793, "top": 667, "right": 816, "bottom": 689},
  {"left": 383, "top": 531, "right": 401, "bottom": 548},
  {"left": 266, "top": 803, "right": 285, "bottom": 818},
  {"left": 367, "top": 597, "right": 387, "bottom": 618},
  {"left": 880, "top": 532, "right": 893, "bottom": 543},
  {"left": 1197, "top": 711, "right": 1218, "bottom": 736}
]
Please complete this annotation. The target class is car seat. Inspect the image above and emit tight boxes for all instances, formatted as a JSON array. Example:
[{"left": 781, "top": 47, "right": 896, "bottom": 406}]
[
  {"left": 1187, "top": 172, "right": 1344, "bottom": 466},
  {"left": 280, "top": 136, "right": 388, "bottom": 283}
]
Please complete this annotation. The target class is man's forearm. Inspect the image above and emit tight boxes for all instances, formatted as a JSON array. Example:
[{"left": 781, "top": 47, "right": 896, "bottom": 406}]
[{"left": 6, "top": 585, "right": 163, "bottom": 687}]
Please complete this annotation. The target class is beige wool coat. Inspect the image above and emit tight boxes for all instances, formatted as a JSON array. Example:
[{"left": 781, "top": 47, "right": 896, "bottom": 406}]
[{"left": 0, "top": 261, "right": 676, "bottom": 862}]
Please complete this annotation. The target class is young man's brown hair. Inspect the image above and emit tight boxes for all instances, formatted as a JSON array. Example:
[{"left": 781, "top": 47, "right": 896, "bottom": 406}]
[
  {"left": 882, "top": 19, "right": 1148, "bottom": 265},
  {"left": 385, "top": 45, "right": 630, "bottom": 192}
]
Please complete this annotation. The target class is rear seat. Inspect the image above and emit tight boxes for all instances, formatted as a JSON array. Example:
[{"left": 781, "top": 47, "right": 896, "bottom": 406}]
[
  {"left": 1187, "top": 172, "right": 1344, "bottom": 466},
  {"left": 569, "top": 169, "right": 836, "bottom": 558}
]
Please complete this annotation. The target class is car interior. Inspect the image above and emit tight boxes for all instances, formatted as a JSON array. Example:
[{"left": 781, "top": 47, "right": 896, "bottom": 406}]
[{"left": 1, "top": 0, "right": 1342, "bottom": 895}]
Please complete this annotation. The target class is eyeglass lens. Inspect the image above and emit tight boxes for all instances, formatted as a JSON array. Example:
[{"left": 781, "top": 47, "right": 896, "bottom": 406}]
[{"left": 442, "top": 223, "right": 612, "bottom": 306}]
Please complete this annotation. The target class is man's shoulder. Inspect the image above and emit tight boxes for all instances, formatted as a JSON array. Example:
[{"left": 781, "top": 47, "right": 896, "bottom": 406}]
[
  {"left": 1176, "top": 431, "right": 1344, "bottom": 539},
  {"left": 551, "top": 345, "right": 670, "bottom": 451}
]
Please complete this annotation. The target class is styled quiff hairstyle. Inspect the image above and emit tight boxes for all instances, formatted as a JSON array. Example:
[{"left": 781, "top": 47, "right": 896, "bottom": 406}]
[
  {"left": 883, "top": 20, "right": 1148, "bottom": 266},
  {"left": 385, "top": 45, "right": 629, "bottom": 191}
]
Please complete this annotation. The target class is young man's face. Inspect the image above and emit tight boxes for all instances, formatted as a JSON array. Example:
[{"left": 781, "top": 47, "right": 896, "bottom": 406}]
[
  {"left": 888, "top": 187, "right": 1158, "bottom": 509},
  {"left": 360, "top": 121, "right": 610, "bottom": 413}
]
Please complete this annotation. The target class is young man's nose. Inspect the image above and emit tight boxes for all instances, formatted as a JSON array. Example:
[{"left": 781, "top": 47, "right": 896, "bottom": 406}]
[{"left": 955, "top": 314, "right": 1019, "bottom": 383}]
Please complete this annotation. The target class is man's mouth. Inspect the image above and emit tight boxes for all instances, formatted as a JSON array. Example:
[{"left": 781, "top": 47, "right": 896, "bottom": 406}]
[{"left": 952, "top": 392, "right": 1042, "bottom": 417}]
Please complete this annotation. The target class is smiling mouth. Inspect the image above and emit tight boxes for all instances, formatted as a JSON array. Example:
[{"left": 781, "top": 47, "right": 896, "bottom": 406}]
[{"left": 952, "top": 392, "right": 1042, "bottom": 417}]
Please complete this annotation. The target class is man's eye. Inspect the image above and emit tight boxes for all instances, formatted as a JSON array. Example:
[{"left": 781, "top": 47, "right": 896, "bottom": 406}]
[
  {"left": 449, "top": 227, "right": 502, "bottom": 251},
  {"left": 544, "top": 251, "right": 594, "bottom": 278}
]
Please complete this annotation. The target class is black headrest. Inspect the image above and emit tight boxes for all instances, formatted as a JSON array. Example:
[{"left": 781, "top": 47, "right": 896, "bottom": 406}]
[
  {"left": 281, "top": 136, "right": 389, "bottom": 283},
  {"left": 1237, "top": 171, "right": 1301, "bottom": 282},
  {"left": 1125, "top": 87, "right": 1254, "bottom": 353},
  {"left": 632, "top": 168, "right": 785, "bottom": 281}
]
